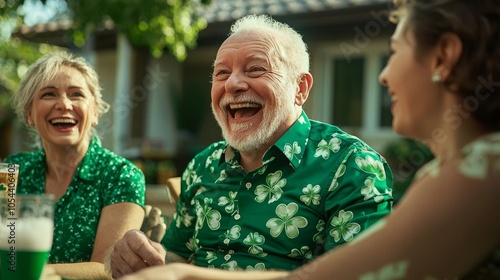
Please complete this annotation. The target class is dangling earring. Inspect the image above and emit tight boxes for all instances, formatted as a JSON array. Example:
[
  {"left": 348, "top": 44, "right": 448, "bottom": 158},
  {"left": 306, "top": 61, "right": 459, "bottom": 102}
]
[{"left": 431, "top": 72, "right": 442, "bottom": 82}]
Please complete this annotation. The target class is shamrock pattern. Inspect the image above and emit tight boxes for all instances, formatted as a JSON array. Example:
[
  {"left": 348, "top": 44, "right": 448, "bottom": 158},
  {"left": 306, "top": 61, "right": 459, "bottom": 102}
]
[
  {"left": 254, "top": 171, "right": 286, "bottom": 204},
  {"left": 164, "top": 111, "right": 393, "bottom": 271},
  {"left": 330, "top": 210, "right": 361, "bottom": 242},
  {"left": 266, "top": 203, "right": 308, "bottom": 239}
]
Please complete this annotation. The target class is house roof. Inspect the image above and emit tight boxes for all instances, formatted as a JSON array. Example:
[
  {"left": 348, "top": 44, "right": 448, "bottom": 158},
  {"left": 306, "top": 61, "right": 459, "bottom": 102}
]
[
  {"left": 18, "top": 0, "right": 389, "bottom": 35},
  {"left": 16, "top": 0, "right": 392, "bottom": 48},
  {"left": 199, "top": 0, "right": 388, "bottom": 23}
]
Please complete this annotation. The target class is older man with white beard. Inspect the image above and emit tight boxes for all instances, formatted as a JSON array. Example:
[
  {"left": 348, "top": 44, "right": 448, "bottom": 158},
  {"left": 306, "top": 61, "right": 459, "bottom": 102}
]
[{"left": 109, "top": 14, "right": 394, "bottom": 279}]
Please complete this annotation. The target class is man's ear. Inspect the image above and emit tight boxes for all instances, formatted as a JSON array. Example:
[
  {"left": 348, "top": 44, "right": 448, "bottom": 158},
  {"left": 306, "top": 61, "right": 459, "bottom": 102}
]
[
  {"left": 431, "top": 32, "right": 462, "bottom": 82},
  {"left": 295, "top": 73, "right": 313, "bottom": 106}
]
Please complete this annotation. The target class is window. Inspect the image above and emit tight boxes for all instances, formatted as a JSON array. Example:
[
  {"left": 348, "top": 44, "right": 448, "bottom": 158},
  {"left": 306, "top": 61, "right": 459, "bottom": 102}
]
[
  {"left": 312, "top": 40, "right": 392, "bottom": 131},
  {"left": 311, "top": 40, "right": 396, "bottom": 149}
]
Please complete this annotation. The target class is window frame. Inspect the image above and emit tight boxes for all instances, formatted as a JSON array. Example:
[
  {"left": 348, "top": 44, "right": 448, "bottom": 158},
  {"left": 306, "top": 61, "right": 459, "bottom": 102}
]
[{"left": 310, "top": 39, "right": 397, "bottom": 144}]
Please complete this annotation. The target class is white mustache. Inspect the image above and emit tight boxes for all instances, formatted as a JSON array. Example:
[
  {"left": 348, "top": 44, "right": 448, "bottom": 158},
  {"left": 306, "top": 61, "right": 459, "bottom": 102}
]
[{"left": 220, "top": 94, "right": 264, "bottom": 107}]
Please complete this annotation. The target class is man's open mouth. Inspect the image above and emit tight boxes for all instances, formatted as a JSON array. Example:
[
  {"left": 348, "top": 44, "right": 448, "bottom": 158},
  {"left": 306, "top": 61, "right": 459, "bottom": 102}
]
[{"left": 227, "top": 103, "right": 262, "bottom": 119}]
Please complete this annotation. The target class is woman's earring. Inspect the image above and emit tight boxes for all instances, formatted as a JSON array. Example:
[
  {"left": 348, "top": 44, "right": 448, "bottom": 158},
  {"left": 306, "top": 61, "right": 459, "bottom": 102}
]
[{"left": 431, "top": 72, "right": 442, "bottom": 82}]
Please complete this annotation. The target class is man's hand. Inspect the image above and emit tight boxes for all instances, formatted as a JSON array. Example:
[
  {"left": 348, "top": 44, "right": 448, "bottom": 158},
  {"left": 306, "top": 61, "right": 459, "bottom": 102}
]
[{"left": 108, "top": 229, "right": 166, "bottom": 279}]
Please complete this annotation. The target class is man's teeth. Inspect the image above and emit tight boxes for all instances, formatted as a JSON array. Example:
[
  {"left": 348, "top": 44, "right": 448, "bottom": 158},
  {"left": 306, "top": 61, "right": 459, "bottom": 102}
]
[{"left": 229, "top": 103, "right": 260, "bottom": 109}]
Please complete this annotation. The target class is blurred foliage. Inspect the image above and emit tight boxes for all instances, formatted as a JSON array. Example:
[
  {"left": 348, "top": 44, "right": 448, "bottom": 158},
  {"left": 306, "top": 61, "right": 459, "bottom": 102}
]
[
  {"left": 0, "top": 38, "right": 55, "bottom": 127},
  {"left": 67, "top": 0, "right": 211, "bottom": 61},
  {"left": 383, "top": 137, "right": 434, "bottom": 203},
  {"left": 0, "top": 1, "right": 62, "bottom": 124},
  {"left": 1, "top": 0, "right": 212, "bottom": 61},
  {"left": 0, "top": 0, "right": 213, "bottom": 126}
]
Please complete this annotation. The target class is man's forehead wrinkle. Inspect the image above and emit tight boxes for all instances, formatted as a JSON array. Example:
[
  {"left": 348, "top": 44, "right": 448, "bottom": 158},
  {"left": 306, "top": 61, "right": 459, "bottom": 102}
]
[
  {"left": 213, "top": 29, "right": 287, "bottom": 73},
  {"left": 215, "top": 49, "right": 272, "bottom": 66}
]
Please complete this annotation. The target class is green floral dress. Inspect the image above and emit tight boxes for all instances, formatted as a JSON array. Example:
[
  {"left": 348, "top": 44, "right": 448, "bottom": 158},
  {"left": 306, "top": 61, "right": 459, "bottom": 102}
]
[
  {"left": 5, "top": 137, "right": 145, "bottom": 263},
  {"left": 334, "top": 133, "right": 500, "bottom": 280},
  {"left": 163, "top": 111, "right": 393, "bottom": 271}
]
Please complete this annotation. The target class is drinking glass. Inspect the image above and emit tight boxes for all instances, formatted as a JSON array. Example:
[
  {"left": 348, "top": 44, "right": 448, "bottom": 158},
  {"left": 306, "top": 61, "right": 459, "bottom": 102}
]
[{"left": 0, "top": 163, "right": 54, "bottom": 280}]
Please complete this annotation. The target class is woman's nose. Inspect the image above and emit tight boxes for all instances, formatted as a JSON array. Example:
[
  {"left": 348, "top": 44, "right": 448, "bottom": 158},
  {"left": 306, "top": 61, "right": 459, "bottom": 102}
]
[
  {"left": 378, "top": 65, "right": 388, "bottom": 86},
  {"left": 225, "top": 72, "right": 248, "bottom": 94},
  {"left": 55, "top": 95, "right": 73, "bottom": 110}
]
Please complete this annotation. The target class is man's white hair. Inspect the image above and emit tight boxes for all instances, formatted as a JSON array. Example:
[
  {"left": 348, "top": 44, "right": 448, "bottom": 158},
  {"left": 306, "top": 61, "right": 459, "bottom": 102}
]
[{"left": 229, "top": 14, "right": 310, "bottom": 81}]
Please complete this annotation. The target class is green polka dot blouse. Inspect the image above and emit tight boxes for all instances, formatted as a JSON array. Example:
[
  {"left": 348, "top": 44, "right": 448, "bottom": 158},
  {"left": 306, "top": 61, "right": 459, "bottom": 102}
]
[{"left": 5, "top": 137, "right": 145, "bottom": 263}]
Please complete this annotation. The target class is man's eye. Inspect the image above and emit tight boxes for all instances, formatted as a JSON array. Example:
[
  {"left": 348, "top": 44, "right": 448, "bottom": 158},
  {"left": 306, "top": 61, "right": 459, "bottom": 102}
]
[
  {"left": 213, "top": 70, "right": 230, "bottom": 81},
  {"left": 249, "top": 67, "right": 265, "bottom": 72},
  {"left": 215, "top": 70, "right": 229, "bottom": 76},
  {"left": 247, "top": 67, "right": 265, "bottom": 77}
]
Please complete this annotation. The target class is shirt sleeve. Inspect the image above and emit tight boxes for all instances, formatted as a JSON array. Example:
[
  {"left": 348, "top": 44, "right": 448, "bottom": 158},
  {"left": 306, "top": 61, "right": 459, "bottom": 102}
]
[
  {"left": 101, "top": 160, "right": 146, "bottom": 207},
  {"left": 323, "top": 143, "right": 394, "bottom": 251}
]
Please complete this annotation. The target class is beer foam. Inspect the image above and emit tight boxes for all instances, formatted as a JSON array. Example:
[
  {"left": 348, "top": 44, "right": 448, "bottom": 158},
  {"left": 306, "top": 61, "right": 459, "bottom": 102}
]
[{"left": 0, "top": 218, "right": 53, "bottom": 251}]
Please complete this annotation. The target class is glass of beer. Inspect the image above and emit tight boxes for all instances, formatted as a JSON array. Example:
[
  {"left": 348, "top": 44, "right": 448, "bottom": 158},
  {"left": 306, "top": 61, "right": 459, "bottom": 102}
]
[
  {"left": 0, "top": 164, "right": 54, "bottom": 280},
  {"left": 0, "top": 163, "right": 18, "bottom": 198}
]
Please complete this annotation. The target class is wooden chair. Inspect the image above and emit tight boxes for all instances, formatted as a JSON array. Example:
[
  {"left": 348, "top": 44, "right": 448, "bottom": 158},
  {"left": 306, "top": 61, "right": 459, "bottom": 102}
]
[
  {"left": 165, "top": 176, "right": 181, "bottom": 203},
  {"left": 141, "top": 177, "right": 181, "bottom": 242}
]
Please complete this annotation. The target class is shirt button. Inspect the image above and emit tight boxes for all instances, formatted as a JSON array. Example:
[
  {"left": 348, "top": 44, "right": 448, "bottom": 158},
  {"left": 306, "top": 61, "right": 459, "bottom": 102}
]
[
  {"left": 234, "top": 214, "right": 241, "bottom": 220},
  {"left": 245, "top": 182, "right": 251, "bottom": 189},
  {"left": 224, "top": 238, "right": 230, "bottom": 244}
]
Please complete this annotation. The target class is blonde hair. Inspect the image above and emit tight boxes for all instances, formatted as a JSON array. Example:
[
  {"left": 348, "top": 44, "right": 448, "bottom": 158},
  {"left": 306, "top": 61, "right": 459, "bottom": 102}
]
[{"left": 11, "top": 51, "right": 110, "bottom": 137}]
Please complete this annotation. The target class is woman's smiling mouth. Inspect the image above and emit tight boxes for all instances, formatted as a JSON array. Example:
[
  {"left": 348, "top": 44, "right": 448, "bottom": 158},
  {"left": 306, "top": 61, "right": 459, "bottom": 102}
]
[{"left": 50, "top": 118, "right": 78, "bottom": 129}]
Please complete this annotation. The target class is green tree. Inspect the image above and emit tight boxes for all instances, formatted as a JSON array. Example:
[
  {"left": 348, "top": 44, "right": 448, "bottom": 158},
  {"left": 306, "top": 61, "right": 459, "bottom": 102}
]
[
  {"left": 0, "top": 0, "right": 212, "bottom": 156},
  {"left": 0, "top": 0, "right": 212, "bottom": 61},
  {"left": 0, "top": 0, "right": 55, "bottom": 127},
  {"left": 0, "top": 38, "right": 53, "bottom": 119}
]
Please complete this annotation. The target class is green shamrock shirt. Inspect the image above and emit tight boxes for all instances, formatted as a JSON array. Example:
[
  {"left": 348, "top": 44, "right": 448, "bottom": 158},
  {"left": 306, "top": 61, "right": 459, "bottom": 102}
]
[
  {"left": 5, "top": 137, "right": 145, "bottom": 263},
  {"left": 163, "top": 111, "right": 393, "bottom": 271}
]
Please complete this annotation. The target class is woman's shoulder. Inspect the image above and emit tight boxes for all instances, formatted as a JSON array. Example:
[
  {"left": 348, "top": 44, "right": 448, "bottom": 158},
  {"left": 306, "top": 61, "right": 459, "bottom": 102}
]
[
  {"left": 459, "top": 132, "right": 500, "bottom": 181},
  {"left": 416, "top": 132, "right": 500, "bottom": 183},
  {"left": 88, "top": 138, "right": 138, "bottom": 167},
  {"left": 4, "top": 150, "right": 42, "bottom": 164},
  {"left": 84, "top": 140, "right": 144, "bottom": 180}
]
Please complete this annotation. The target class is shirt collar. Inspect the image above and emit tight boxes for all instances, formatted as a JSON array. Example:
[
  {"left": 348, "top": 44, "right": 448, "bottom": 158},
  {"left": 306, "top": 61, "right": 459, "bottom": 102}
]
[
  {"left": 270, "top": 110, "right": 311, "bottom": 169},
  {"left": 74, "top": 137, "right": 101, "bottom": 182},
  {"left": 221, "top": 110, "right": 311, "bottom": 169},
  {"left": 29, "top": 137, "right": 100, "bottom": 187}
]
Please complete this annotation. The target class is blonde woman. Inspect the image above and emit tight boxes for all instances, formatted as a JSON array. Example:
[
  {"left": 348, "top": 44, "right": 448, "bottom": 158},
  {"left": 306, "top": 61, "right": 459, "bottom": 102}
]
[{"left": 6, "top": 52, "right": 145, "bottom": 279}]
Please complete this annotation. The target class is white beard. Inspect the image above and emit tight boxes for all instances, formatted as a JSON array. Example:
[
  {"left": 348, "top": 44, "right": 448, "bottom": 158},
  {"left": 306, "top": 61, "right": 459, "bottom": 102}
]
[{"left": 213, "top": 93, "right": 297, "bottom": 152}]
